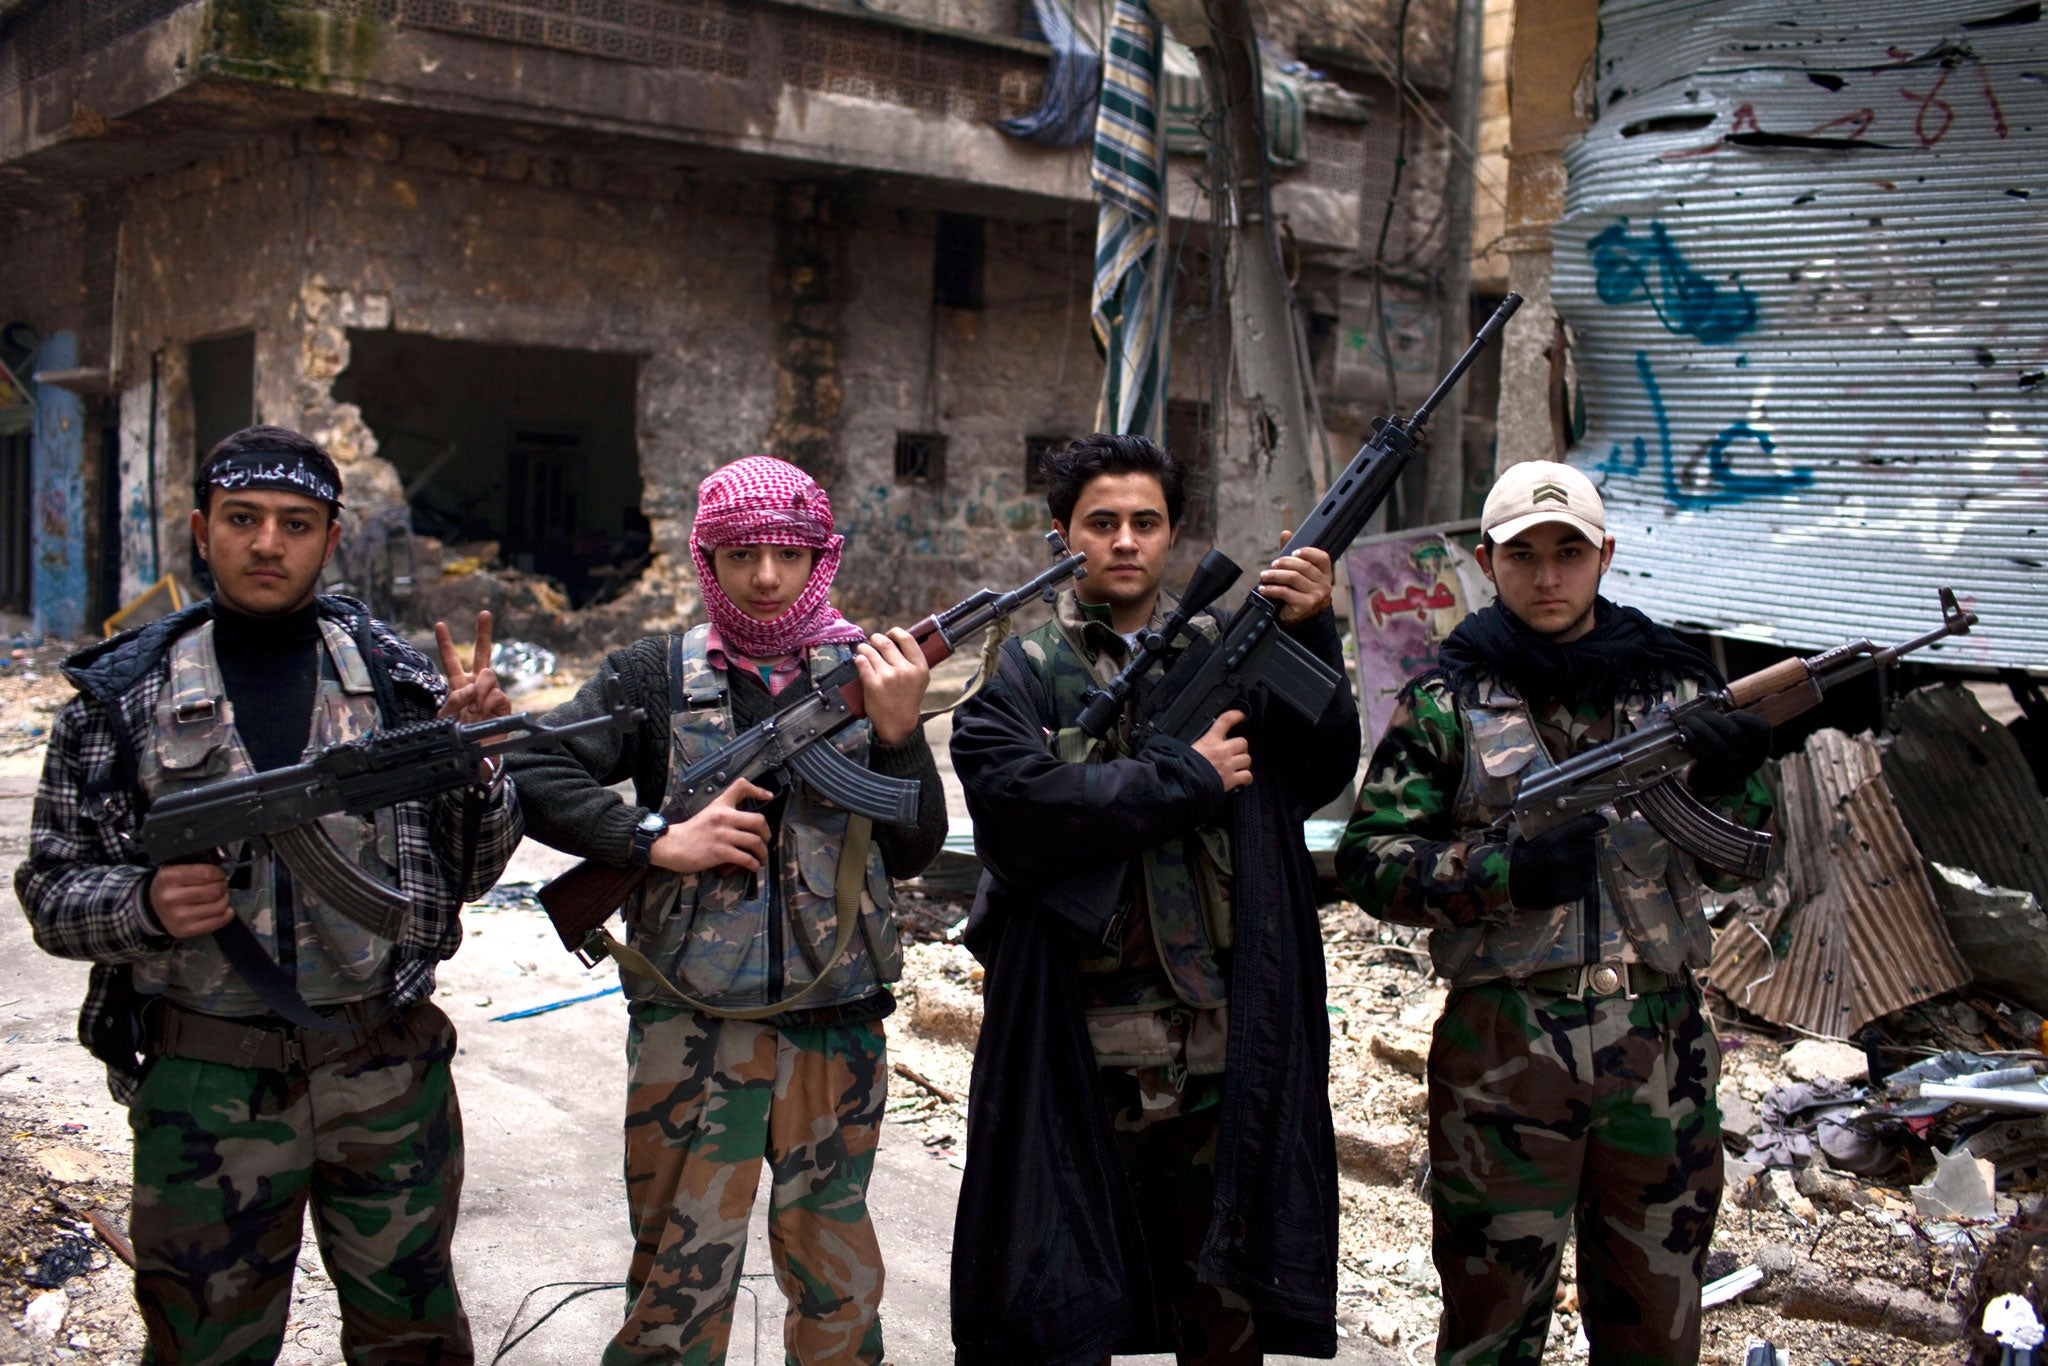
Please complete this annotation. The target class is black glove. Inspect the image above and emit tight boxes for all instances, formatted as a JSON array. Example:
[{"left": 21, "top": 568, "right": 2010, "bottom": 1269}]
[
  {"left": 1507, "top": 812, "right": 1608, "bottom": 910},
  {"left": 1679, "top": 708, "right": 1772, "bottom": 797}
]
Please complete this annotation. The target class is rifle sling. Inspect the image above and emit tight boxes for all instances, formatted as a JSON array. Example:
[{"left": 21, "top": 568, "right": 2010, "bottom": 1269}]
[
  {"left": 210, "top": 918, "right": 359, "bottom": 1034},
  {"left": 585, "top": 814, "right": 876, "bottom": 1021}
]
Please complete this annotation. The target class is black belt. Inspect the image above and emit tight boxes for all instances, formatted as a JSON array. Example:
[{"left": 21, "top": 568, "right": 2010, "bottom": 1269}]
[
  {"left": 149, "top": 997, "right": 396, "bottom": 1071},
  {"left": 1517, "top": 962, "right": 1682, "bottom": 999}
]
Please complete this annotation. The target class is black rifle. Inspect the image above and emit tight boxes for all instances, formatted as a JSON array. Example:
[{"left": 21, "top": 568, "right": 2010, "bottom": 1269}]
[
  {"left": 538, "top": 533, "right": 1088, "bottom": 954},
  {"left": 1513, "top": 588, "right": 1979, "bottom": 879},
  {"left": 140, "top": 686, "right": 649, "bottom": 940},
  {"left": 1079, "top": 291, "right": 1522, "bottom": 744}
]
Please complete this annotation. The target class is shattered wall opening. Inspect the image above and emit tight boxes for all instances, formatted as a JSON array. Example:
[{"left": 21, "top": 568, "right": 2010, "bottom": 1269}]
[{"left": 332, "top": 332, "right": 645, "bottom": 609}]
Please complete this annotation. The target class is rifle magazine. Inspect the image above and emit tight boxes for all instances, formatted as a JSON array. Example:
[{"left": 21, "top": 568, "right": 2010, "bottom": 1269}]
[
  {"left": 267, "top": 823, "right": 410, "bottom": 941},
  {"left": 1634, "top": 779, "right": 1772, "bottom": 881}
]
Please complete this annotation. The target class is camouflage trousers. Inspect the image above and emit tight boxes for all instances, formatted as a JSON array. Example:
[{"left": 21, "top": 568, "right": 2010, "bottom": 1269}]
[
  {"left": 607, "top": 1002, "right": 888, "bottom": 1366},
  {"left": 1427, "top": 980, "right": 1722, "bottom": 1366},
  {"left": 129, "top": 1001, "right": 471, "bottom": 1366},
  {"left": 1100, "top": 1068, "right": 1258, "bottom": 1366}
]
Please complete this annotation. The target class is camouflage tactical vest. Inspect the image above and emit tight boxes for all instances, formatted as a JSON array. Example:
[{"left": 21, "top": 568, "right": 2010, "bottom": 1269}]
[
  {"left": 1434, "top": 681, "right": 1714, "bottom": 983},
  {"left": 133, "top": 619, "right": 401, "bottom": 1014},
  {"left": 1015, "top": 596, "right": 1234, "bottom": 1010},
  {"left": 620, "top": 624, "right": 900, "bottom": 1013}
]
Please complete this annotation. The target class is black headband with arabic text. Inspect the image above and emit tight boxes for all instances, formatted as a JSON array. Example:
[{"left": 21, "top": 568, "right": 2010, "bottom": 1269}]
[{"left": 204, "top": 451, "right": 344, "bottom": 507}]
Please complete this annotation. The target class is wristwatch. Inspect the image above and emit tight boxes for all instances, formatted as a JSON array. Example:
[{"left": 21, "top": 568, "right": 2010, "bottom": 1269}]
[{"left": 628, "top": 811, "right": 669, "bottom": 867}]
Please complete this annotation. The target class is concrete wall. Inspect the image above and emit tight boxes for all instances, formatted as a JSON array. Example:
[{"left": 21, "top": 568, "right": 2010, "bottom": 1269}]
[{"left": 65, "top": 126, "right": 1151, "bottom": 634}]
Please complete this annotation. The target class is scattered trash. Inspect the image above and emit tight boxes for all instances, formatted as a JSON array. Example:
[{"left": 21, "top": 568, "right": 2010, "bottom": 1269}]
[
  {"left": 490, "top": 640, "right": 558, "bottom": 697},
  {"left": 1702, "top": 1264, "right": 1765, "bottom": 1309},
  {"left": 469, "top": 881, "right": 545, "bottom": 913},
  {"left": 1984, "top": 1293, "right": 2043, "bottom": 1366},
  {"left": 1743, "top": 1340, "right": 1786, "bottom": 1366},
  {"left": 1911, "top": 1149, "right": 1998, "bottom": 1221},
  {"left": 21, "top": 1234, "right": 107, "bottom": 1288},
  {"left": 489, "top": 986, "right": 621, "bottom": 1021},
  {"left": 1918, "top": 1075, "right": 2048, "bottom": 1114}
]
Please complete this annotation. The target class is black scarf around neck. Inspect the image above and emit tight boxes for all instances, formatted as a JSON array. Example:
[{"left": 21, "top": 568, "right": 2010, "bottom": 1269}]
[{"left": 1438, "top": 596, "right": 1722, "bottom": 710}]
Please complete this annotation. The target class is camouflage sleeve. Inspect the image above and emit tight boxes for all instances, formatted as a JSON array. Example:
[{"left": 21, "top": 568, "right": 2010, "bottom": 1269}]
[
  {"left": 13, "top": 694, "right": 170, "bottom": 964},
  {"left": 1334, "top": 674, "right": 1514, "bottom": 930}
]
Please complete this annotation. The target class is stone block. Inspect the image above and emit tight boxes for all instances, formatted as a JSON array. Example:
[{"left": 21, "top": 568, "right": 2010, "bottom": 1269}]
[
  {"left": 906, "top": 979, "right": 981, "bottom": 1048},
  {"left": 1370, "top": 1030, "right": 1430, "bottom": 1078},
  {"left": 1334, "top": 1122, "right": 1421, "bottom": 1185}
]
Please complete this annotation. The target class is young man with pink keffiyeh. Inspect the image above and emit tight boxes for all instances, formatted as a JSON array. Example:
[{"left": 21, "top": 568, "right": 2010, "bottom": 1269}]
[{"left": 507, "top": 456, "right": 947, "bottom": 1365}]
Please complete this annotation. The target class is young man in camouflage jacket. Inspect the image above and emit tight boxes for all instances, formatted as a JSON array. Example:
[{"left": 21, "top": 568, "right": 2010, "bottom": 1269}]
[
  {"left": 15, "top": 426, "right": 521, "bottom": 1364},
  {"left": 505, "top": 456, "right": 946, "bottom": 1365},
  {"left": 1337, "top": 461, "right": 1773, "bottom": 1365}
]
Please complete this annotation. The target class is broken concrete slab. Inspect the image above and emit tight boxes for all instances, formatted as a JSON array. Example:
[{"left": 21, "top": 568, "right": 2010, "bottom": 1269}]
[
  {"left": 1775, "top": 1267, "right": 1966, "bottom": 1344},
  {"left": 1781, "top": 1039, "right": 1869, "bottom": 1085}
]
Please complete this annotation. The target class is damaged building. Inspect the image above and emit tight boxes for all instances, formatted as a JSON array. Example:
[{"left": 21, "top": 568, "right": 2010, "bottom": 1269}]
[{"left": 0, "top": 0, "right": 1488, "bottom": 644}]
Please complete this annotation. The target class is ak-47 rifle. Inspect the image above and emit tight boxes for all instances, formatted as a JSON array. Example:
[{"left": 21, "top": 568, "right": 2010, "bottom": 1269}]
[
  {"left": 1078, "top": 292, "right": 1523, "bottom": 744},
  {"left": 538, "top": 532, "right": 1089, "bottom": 955},
  {"left": 139, "top": 685, "right": 649, "bottom": 940},
  {"left": 1512, "top": 588, "right": 1980, "bottom": 880}
]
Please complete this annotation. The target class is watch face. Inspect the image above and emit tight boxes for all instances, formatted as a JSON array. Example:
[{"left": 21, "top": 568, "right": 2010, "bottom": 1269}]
[{"left": 638, "top": 813, "right": 667, "bottom": 834}]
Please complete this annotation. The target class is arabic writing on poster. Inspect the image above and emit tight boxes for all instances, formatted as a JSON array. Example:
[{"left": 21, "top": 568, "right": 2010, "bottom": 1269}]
[{"left": 1346, "top": 533, "right": 1490, "bottom": 750}]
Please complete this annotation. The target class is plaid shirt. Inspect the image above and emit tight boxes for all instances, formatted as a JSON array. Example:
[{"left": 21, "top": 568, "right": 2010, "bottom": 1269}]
[{"left": 13, "top": 605, "right": 521, "bottom": 1099}]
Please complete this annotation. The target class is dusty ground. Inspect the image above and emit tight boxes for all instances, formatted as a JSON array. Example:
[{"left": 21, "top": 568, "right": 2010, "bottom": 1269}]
[{"left": 2, "top": 618, "right": 2040, "bottom": 1365}]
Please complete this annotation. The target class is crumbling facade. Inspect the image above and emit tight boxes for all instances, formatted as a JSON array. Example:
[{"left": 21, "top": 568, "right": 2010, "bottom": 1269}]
[{"left": 1, "top": 0, "right": 1465, "bottom": 642}]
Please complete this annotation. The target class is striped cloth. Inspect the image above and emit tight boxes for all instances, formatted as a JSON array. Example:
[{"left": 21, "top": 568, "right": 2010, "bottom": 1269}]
[
  {"left": 1090, "top": 0, "right": 1172, "bottom": 445},
  {"left": 999, "top": 0, "right": 1100, "bottom": 146}
]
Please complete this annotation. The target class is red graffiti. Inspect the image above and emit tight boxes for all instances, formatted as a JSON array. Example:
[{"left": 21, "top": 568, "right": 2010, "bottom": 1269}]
[
  {"left": 1662, "top": 101, "right": 1873, "bottom": 161},
  {"left": 1368, "top": 582, "right": 1457, "bottom": 628},
  {"left": 1978, "top": 61, "right": 2009, "bottom": 138},
  {"left": 1901, "top": 66, "right": 1956, "bottom": 146}
]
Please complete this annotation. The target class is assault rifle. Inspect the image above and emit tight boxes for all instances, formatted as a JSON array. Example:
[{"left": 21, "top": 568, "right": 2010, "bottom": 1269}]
[
  {"left": 1078, "top": 292, "right": 1523, "bottom": 744},
  {"left": 538, "top": 533, "right": 1089, "bottom": 954},
  {"left": 139, "top": 685, "right": 649, "bottom": 939},
  {"left": 1512, "top": 588, "right": 1979, "bottom": 880}
]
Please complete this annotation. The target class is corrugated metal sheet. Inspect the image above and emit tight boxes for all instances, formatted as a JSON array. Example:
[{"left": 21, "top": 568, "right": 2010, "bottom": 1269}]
[
  {"left": 1880, "top": 683, "right": 2048, "bottom": 906},
  {"left": 1709, "top": 728, "right": 1970, "bottom": 1037},
  {"left": 1550, "top": 0, "right": 2048, "bottom": 670}
]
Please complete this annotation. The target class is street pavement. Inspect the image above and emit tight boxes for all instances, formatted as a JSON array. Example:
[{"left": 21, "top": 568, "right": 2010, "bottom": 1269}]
[{"left": 2, "top": 747, "right": 1390, "bottom": 1365}]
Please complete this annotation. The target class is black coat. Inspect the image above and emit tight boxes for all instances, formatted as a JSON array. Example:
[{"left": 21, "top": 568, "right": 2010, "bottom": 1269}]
[{"left": 947, "top": 607, "right": 1360, "bottom": 1364}]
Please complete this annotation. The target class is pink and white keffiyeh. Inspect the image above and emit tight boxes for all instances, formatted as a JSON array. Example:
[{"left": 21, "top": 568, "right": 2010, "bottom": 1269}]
[{"left": 689, "top": 456, "right": 867, "bottom": 659}]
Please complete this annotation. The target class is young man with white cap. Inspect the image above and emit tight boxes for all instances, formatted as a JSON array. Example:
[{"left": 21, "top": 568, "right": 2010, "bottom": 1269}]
[{"left": 1336, "top": 460, "right": 1772, "bottom": 1364}]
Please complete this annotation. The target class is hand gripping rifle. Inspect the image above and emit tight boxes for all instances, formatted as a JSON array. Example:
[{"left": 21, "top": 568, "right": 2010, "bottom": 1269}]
[
  {"left": 139, "top": 683, "right": 649, "bottom": 940},
  {"left": 1078, "top": 292, "right": 1523, "bottom": 744},
  {"left": 538, "top": 532, "right": 1089, "bottom": 954},
  {"left": 1512, "top": 588, "right": 1980, "bottom": 880}
]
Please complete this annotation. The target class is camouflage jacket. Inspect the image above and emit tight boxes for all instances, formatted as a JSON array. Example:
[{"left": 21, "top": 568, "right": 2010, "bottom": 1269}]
[
  {"left": 1337, "top": 670, "right": 1771, "bottom": 983},
  {"left": 15, "top": 598, "right": 522, "bottom": 1100}
]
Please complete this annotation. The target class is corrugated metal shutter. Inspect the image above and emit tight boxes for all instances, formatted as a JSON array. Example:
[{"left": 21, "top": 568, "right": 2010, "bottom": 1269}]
[{"left": 1550, "top": 0, "right": 2047, "bottom": 670}]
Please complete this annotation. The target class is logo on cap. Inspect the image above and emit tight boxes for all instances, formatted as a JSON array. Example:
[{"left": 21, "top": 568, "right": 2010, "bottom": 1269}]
[{"left": 1531, "top": 482, "right": 1572, "bottom": 506}]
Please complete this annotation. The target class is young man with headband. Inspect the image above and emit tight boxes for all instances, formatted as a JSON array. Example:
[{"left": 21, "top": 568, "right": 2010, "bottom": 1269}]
[
  {"left": 16, "top": 424, "right": 520, "bottom": 1363},
  {"left": 508, "top": 455, "right": 947, "bottom": 1365},
  {"left": 1337, "top": 460, "right": 1773, "bottom": 1364}
]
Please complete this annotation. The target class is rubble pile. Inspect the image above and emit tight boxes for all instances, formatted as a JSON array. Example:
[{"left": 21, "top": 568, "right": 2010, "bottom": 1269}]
[{"left": 0, "top": 1118, "right": 145, "bottom": 1363}]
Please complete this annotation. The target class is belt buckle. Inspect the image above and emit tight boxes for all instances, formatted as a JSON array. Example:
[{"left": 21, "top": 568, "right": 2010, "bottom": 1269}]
[
  {"left": 1579, "top": 962, "right": 1634, "bottom": 999},
  {"left": 280, "top": 1029, "right": 309, "bottom": 1070}
]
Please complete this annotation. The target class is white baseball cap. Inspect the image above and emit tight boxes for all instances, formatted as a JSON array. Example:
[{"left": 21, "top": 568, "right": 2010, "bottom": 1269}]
[{"left": 1481, "top": 461, "right": 1607, "bottom": 546}]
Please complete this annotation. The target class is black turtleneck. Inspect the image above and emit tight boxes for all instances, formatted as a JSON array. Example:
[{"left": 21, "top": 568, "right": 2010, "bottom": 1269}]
[{"left": 213, "top": 599, "right": 324, "bottom": 773}]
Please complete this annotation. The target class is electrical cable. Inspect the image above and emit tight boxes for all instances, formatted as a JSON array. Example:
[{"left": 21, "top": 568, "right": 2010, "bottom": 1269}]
[{"left": 490, "top": 1280, "right": 625, "bottom": 1362}]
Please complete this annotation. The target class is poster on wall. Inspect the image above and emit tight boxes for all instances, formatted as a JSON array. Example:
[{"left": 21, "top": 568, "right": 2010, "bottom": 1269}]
[{"left": 1345, "top": 530, "right": 1492, "bottom": 750}]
